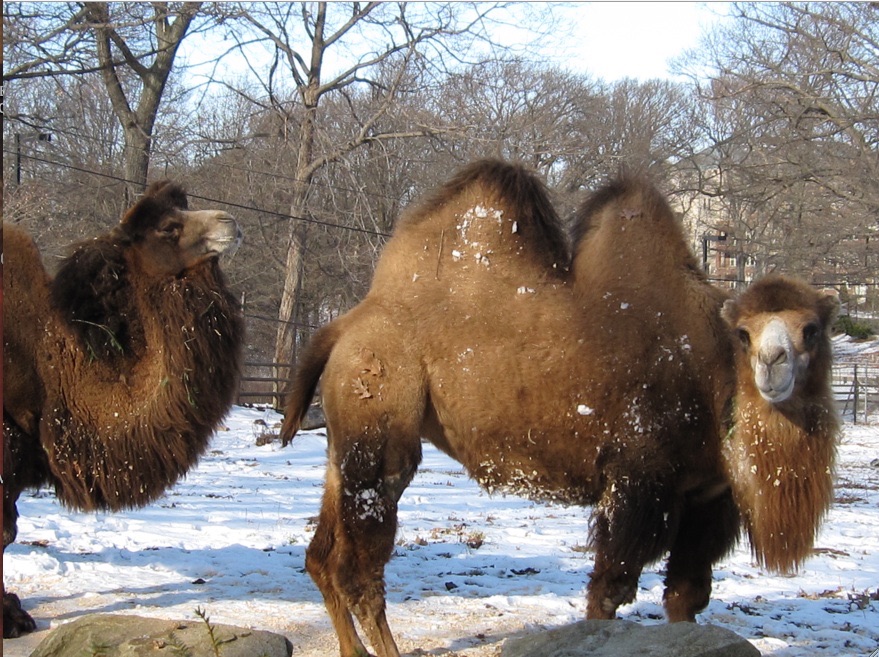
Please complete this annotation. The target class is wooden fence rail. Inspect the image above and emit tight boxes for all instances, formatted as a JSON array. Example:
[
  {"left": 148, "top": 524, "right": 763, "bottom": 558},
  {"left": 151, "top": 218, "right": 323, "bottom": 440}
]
[
  {"left": 237, "top": 361, "right": 295, "bottom": 408},
  {"left": 239, "top": 360, "right": 879, "bottom": 424}
]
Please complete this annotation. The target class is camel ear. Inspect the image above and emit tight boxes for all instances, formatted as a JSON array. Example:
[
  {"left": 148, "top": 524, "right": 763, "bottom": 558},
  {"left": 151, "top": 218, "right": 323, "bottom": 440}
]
[
  {"left": 817, "top": 292, "right": 840, "bottom": 326},
  {"left": 720, "top": 298, "right": 739, "bottom": 327},
  {"left": 119, "top": 182, "right": 188, "bottom": 238},
  {"left": 144, "top": 180, "right": 188, "bottom": 210}
]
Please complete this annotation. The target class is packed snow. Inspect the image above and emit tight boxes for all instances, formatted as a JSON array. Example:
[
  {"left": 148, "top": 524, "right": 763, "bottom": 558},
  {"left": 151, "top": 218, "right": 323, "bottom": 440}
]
[{"left": 4, "top": 342, "right": 879, "bottom": 657}]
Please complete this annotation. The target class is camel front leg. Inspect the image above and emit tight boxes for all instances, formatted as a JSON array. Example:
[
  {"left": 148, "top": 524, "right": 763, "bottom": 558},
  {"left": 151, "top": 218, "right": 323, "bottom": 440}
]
[
  {"left": 4, "top": 492, "right": 38, "bottom": 637},
  {"left": 664, "top": 487, "right": 739, "bottom": 622},
  {"left": 3, "top": 418, "right": 40, "bottom": 638},
  {"left": 586, "top": 478, "right": 674, "bottom": 619},
  {"left": 586, "top": 508, "right": 642, "bottom": 619}
]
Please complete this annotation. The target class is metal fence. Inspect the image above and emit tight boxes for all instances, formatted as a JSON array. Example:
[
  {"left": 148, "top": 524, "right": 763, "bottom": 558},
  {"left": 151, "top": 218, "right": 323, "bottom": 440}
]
[{"left": 833, "top": 362, "right": 879, "bottom": 424}]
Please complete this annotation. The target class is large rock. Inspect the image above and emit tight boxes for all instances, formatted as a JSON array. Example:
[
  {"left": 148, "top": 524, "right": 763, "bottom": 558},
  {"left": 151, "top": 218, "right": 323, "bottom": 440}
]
[
  {"left": 30, "top": 613, "right": 292, "bottom": 657},
  {"left": 503, "top": 620, "right": 759, "bottom": 657}
]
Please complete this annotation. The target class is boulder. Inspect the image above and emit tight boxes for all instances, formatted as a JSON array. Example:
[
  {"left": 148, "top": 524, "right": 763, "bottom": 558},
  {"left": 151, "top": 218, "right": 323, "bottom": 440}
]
[
  {"left": 503, "top": 620, "right": 759, "bottom": 657},
  {"left": 30, "top": 613, "right": 292, "bottom": 657}
]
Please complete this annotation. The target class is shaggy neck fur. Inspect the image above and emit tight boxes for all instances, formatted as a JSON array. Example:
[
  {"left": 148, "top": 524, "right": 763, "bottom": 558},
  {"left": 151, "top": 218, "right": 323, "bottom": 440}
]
[
  {"left": 43, "top": 239, "right": 244, "bottom": 512},
  {"left": 726, "top": 369, "right": 838, "bottom": 573}
]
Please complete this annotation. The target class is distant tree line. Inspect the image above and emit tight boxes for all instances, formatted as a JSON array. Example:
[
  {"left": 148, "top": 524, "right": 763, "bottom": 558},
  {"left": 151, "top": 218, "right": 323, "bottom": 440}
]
[{"left": 4, "top": 2, "right": 878, "bottom": 365}]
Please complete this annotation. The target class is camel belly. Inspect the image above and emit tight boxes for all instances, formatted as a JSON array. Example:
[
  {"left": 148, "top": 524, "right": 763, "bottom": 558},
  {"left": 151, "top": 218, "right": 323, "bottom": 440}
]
[{"left": 423, "top": 358, "right": 606, "bottom": 505}]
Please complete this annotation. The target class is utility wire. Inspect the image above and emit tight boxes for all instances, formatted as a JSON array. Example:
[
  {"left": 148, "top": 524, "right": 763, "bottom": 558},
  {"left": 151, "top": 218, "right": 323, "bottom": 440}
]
[
  {"left": 8, "top": 151, "right": 879, "bottom": 290},
  {"left": 5, "top": 149, "right": 393, "bottom": 239}
]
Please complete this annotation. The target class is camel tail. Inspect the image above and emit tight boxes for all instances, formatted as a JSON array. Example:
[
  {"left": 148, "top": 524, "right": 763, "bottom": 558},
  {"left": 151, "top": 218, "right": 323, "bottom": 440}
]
[{"left": 280, "top": 321, "right": 340, "bottom": 445}]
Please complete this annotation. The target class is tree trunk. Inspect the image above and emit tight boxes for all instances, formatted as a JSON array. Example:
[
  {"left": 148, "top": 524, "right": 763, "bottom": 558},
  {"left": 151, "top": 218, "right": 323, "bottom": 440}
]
[
  {"left": 274, "top": 219, "right": 309, "bottom": 366},
  {"left": 272, "top": 5, "right": 326, "bottom": 366},
  {"left": 88, "top": 2, "right": 200, "bottom": 202}
]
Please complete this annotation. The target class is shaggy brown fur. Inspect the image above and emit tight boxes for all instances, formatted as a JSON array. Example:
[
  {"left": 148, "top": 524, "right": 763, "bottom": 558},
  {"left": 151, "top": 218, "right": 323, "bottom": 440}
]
[
  {"left": 3, "top": 181, "right": 244, "bottom": 638},
  {"left": 281, "top": 160, "right": 838, "bottom": 657},
  {"left": 721, "top": 276, "right": 839, "bottom": 573}
]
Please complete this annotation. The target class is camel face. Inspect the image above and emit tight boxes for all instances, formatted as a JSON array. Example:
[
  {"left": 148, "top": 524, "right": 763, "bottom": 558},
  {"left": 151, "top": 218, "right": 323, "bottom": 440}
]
[
  {"left": 132, "top": 208, "right": 241, "bottom": 277},
  {"left": 739, "top": 312, "right": 821, "bottom": 403},
  {"left": 118, "top": 181, "right": 241, "bottom": 278},
  {"left": 722, "top": 278, "right": 839, "bottom": 406}
]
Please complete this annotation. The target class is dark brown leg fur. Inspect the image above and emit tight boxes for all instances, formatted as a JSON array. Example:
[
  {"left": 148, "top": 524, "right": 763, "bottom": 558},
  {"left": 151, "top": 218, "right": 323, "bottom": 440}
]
[
  {"left": 3, "top": 416, "right": 48, "bottom": 638},
  {"left": 586, "top": 478, "right": 675, "bottom": 619},
  {"left": 664, "top": 488, "right": 739, "bottom": 622},
  {"left": 305, "top": 432, "right": 421, "bottom": 657}
]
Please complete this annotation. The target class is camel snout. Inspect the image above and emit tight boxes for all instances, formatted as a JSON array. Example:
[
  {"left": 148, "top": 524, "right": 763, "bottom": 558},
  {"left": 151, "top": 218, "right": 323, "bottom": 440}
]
[
  {"left": 754, "top": 358, "right": 796, "bottom": 403},
  {"left": 752, "top": 319, "right": 798, "bottom": 403},
  {"left": 207, "top": 213, "right": 243, "bottom": 254}
]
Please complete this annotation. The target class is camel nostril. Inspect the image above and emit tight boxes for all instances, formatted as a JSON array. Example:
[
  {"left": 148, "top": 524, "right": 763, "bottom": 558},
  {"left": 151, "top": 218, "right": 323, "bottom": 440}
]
[{"left": 760, "top": 347, "right": 787, "bottom": 367}]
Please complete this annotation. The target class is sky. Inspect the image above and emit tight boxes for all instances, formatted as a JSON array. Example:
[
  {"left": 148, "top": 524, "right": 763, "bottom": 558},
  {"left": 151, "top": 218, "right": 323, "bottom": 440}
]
[
  {"left": 184, "top": 2, "right": 730, "bottom": 94},
  {"left": 541, "top": 2, "right": 729, "bottom": 81}
]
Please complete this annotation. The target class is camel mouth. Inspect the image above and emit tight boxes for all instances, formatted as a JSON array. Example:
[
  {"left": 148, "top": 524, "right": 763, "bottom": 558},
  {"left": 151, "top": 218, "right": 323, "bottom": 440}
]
[
  {"left": 204, "top": 219, "right": 243, "bottom": 256},
  {"left": 757, "top": 374, "right": 795, "bottom": 404}
]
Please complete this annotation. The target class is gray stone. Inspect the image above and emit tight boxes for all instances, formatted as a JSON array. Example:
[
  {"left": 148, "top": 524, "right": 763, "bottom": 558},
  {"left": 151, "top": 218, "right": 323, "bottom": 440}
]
[
  {"left": 503, "top": 620, "right": 759, "bottom": 657},
  {"left": 301, "top": 404, "right": 326, "bottom": 430},
  {"left": 30, "top": 613, "right": 292, "bottom": 657}
]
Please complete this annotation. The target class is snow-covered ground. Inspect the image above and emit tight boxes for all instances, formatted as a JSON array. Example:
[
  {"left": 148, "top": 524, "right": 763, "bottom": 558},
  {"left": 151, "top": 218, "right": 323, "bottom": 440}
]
[{"left": 4, "top": 341, "right": 879, "bottom": 657}]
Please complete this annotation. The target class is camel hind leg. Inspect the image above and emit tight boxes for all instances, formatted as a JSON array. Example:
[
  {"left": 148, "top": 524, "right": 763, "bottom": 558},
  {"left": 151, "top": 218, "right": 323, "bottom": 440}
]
[
  {"left": 305, "top": 344, "right": 424, "bottom": 657},
  {"left": 307, "top": 431, "right": 421, "bottom": 657}
]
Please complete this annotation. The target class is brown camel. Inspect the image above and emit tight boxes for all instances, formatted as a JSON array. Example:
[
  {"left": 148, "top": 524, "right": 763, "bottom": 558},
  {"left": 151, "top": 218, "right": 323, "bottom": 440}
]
[
  {"left": 280, "top": 159, "right": 838, "bottom": 657},
  {"left": 721, "top": 275, "right": 839, "bottom": 573},
  {"left": 2, "top": 181, "right": 245, "bottom": 638}
]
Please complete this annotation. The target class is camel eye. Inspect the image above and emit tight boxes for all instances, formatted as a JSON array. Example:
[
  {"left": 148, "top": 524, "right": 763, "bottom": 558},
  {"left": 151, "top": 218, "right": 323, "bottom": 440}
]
[
  {"left": 803, "top": 322, "right": 819, "bottom": 347},
  {"left": 736, "top": 327, "right": 751, "bottom": 348},
  {"left": 155, "top": 222, "right": 181, "bottom": 240}
]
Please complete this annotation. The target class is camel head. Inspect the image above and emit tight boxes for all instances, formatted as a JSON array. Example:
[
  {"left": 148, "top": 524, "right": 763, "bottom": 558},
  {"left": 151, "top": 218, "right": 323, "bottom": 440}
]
[
  {"left": 722, "top": 276, "right": 839, "bottom": 405},
  {"left": 50, "top": 180, "right": 241, "bottom": 360},
  {"left": 117, "top": 180, "right": 241, "bottom": 277}
]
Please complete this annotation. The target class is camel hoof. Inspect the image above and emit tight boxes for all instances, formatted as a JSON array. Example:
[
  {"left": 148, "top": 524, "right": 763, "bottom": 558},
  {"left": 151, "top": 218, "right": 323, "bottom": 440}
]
[{"left": 3, "top": 592, "right": 37, "bottom": 638}]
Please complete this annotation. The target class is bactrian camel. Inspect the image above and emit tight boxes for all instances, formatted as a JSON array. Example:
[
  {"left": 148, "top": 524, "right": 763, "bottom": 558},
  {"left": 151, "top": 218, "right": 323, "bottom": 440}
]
[
  {"left": 281, "top": 159, "right": 839, "bottom": 657},
  {"left": 3, "top": 181, "right": 245, "bottom": 637}
]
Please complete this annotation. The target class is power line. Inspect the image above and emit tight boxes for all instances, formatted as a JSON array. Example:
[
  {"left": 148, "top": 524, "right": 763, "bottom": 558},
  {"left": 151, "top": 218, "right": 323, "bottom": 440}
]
[
  {"left": 4, "top": 117, "right": 418, "bottom": 203},
  {"left": 204, "top": 159, "right": 407, "bottom": 204},
  {"left": 5, "top": 149, "right": 393, "bottom": 239}
]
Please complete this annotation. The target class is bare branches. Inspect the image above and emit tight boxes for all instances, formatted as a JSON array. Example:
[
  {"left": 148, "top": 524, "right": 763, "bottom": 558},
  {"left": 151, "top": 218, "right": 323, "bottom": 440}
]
[{"left": 676, "top": 2, "right": 879, "bottom": 282}]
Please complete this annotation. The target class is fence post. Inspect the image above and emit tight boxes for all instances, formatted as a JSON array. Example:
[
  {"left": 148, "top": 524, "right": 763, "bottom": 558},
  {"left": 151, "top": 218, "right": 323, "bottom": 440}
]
[{"left": 853, "top": 365, "right": 859, "bottom": 425}]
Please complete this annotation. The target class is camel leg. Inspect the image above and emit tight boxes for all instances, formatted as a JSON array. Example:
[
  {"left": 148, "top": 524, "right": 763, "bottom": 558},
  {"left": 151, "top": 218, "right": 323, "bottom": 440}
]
[
  {"left": 663, "top": 488, "right": 739, "bottom": 622},
  {"left": 586, "top": 479, "right": 673, "bottom": 619},
  {"left": 306, "top": 430, "right": 421, "bottom": 657},
  {"left": 3, "top": 418, "right": 40, "bottom": 638},
  {"left": 307, "top": 498, "right": 371, "bottom": 657},
  {"left": 4, "top": 487, "right": 38, "bottom": 638}
]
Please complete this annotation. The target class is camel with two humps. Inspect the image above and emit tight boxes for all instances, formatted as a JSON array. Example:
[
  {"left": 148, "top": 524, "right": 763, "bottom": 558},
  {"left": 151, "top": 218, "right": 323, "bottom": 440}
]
[
  {"left": 3, "top": 181, "right": 245, "bottom": 638},
  {"left": 281, "top": 159, "right": 839, "bottom": 657}
]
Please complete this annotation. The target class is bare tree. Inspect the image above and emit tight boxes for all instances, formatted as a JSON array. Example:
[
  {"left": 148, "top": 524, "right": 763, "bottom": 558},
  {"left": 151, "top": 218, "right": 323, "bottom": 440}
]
[
  {"left": 211, "top": 1, "right": 547, "bottom": 365},
  {"left": 677, "top": 2, "right": 879, "bottom": 283},
  {"left": 4, "top": 2, "right": 209, "bottom": 201},
  {"left": 85, "top": 2, "right": 202, "bottom": 199}
]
